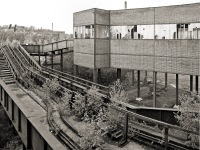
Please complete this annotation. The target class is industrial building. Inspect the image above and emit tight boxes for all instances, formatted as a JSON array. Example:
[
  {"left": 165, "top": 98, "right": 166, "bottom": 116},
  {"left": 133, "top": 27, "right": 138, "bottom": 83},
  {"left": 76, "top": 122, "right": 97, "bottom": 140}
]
[{"left": 73, "top": 3, "right": 200, "bottom": 106}]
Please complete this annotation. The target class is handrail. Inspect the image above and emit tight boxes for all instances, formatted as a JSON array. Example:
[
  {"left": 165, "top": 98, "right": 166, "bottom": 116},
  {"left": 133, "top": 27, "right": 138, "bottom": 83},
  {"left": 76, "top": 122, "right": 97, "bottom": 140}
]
[
  {"left": 42, "top": 66, "right": 109, "bottom": 94},
  {"left": 110, "top": 104, "right": 199, "bottom": 136},
  {"left": 19, "top": 45, "right": 41, "bottom": 70},
  {"left": 0, "top": 48, "right": 16, "bottom": 79}
]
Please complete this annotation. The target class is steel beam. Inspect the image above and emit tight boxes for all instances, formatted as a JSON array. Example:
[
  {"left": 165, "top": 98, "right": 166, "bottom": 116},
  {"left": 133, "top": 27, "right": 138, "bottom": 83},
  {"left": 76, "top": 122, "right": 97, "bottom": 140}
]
[
  {"left": 153, "top": 72, "right": 157, "bottom": 107},
  {"left": 138, "top": 70, "right": 140, "bottom": 98},
  {"left": 176, "top": 74, "right": 179, "bottom": 105},
  {"left": 117, "top": 68, "right": 121, "bottom": 80},
  {"left": 196, "top": 76, "right": 199, "bottom": 94},
  {"left": 190, "top": 75, "right": 193, "bottom": 92}
]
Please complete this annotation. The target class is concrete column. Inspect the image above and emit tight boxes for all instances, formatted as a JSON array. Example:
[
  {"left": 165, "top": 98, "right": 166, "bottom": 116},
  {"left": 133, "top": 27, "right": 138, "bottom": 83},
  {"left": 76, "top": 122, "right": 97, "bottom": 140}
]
[
  {"left": 73, "top": 65, "right": 78, "bottom": 76},
  {"left": 132, "top": 70, "right": 135, "bottom": 86},
  {"left": 190, "top": 75, "right": 193, "bottom": 92},
  {"left": 60, "top": 49, "right": 63, "bottom": 72},
  {"left": 153, "top": 71, "right": 157, "bottom": 107},
  {"left": 196, "top": 76, "right": 199, "bottom": 94},
  {"left": 137, "top": 70, "right": 140, "bottom": 98},
  {"left": 93, "top": 69, "right": 98, "bottom": 83},
  {"left": 176, "top": 74, "right": 179, "bottom": 105},
  {"left": 165, "top": 73, "right": 168, "bottom": 90},
  {"left": 117, "top": 68, "right": 121, "bottom": 80}
]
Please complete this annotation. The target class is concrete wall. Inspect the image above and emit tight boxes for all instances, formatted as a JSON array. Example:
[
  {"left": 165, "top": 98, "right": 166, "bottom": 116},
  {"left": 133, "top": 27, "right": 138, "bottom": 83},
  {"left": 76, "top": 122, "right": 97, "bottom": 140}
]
[
  {"left": 74, "top": 9, "right": 95, "bottom": 26},
  {"left": 0, "top": 81, "right": 66, "bottom": 150},
  {"left": 155, "top": 3, "right": 200, "bottom": 24},
  {"left": 110, "top": 3, "right": 200, "bottom": 25},
  {"left": 96, "top": 9, "right": 110, "bottom": 25},
  {"left": 110, "top": 8, "right": 155, "bottom": 25},
  {"left": 111, "top": 39, "right": 200, "bottom": 75}
]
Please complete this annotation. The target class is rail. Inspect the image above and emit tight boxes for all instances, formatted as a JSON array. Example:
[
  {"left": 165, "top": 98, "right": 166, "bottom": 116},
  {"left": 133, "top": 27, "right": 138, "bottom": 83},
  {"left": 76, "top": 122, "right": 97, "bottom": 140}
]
[
  {"left": 2, "top": 45, "right": 199, "bottom": 150},
  {"left": 18, "top": 45, "right": 42, "bottom": 70},
  {"left": 42, "top": 66, "right": 109, "bottom": 95},
  {"left": 0, "top": 47, "right": 16, "bottom": 80}
]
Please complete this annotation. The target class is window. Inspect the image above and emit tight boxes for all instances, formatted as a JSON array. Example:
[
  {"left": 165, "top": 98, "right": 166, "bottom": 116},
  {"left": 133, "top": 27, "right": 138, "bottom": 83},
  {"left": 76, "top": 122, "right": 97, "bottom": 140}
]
[
  {"left": 110, "top": 25, "right": 154, "bottom": 39},
  {"left": 74, "top": 25, "right": 94, "bottom": 39}
]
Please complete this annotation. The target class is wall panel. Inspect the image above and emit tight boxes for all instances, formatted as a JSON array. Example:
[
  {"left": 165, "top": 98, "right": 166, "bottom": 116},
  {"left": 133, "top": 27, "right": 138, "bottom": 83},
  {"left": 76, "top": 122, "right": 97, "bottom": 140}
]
[
  {"left": 96, "top": 39, "right": 109, "bottom": 54},
  {"left": 96, "top": 9, "right": 110, "bottom": 25},
  {"left": 74, "top": 53, "right": 94, "bottom": 68},
  {"left": 110, "top": 8, "right": 154, "bottom": 25},
  {"left": 74, "top": 39, "right": 94, "bottom": 54},
  {"left": 111, "top": 40, "right": 199, "bottom": 75},
  {"left": 74, "top": 9, "right": 95, "bottom": 26},
  {"left": 155, "top": 3, "right": 200, "bottom": 24},
  {"left": 96, "top": 54, "right": 109, "bottom": 68}
]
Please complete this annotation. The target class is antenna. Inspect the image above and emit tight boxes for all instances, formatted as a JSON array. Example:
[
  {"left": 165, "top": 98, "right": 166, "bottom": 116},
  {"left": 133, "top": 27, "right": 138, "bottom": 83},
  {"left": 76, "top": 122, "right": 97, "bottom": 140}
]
[{"left": 124, "top": 1, "right": 127, "bottom": 9}]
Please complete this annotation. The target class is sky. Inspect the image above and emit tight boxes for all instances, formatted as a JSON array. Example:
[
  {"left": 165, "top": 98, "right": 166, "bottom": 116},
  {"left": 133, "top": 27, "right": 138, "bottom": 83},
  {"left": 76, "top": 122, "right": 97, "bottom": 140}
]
[{"left": 0, "top": 0, "right": 200, "bottom": 34}]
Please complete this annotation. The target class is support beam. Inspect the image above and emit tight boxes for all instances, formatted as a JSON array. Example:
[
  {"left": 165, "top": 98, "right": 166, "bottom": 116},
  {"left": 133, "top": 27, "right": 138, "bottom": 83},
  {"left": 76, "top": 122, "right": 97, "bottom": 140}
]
[
  {"left": 60, "top": 49, "right": 63, "bottom": 72},
  {"left": 190, "top": 75, "right": 193, "bottom": 92},
  {"left": 137, "top": 70, "right": 140, "bottom": 98},
  {"left": 196, "top": 76, "right": 199, "bottom": 94},
  {"left": 132, "top": 70, "right": 135, "bottom": 86},
  {"left": 93, "top": 69, "right": 98, "bottom": 83},
  {"left": 117, "top": 68, "right": 121, "bottom": 80},
  {"left": 176, "top": 74, "right": 179, "bottom": 105},
  {"left": 153, "top": 71, "right": 157, "bottom": 107},
  {"left": 165, "top": 73, "right": 168, "bottom": 90}
]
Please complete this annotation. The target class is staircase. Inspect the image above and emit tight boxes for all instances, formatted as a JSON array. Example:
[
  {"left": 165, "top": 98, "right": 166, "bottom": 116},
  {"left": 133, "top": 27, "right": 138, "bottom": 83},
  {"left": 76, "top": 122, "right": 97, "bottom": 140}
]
[{"left": 0, "top": 51, "right": 15, "bottom": 84}]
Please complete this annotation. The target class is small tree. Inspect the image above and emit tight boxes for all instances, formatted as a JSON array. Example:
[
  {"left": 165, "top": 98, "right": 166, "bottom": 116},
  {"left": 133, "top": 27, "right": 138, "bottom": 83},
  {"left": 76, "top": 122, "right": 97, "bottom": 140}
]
[
  {"left": 42, "top": 78, "right": 60, "bottom": 100},
  {"left": 175, "top": 94, "right": 200, "bottom": 148},
  {"left": 109, "top": 79, "right": 128, "bottom": 105}
]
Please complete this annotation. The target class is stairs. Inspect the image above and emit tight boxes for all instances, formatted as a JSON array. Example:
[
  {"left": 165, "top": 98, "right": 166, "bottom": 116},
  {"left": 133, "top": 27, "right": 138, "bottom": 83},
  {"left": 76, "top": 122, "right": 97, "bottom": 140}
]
[{"left": 0, "top": 51, "right": 15, "bottom": 84}]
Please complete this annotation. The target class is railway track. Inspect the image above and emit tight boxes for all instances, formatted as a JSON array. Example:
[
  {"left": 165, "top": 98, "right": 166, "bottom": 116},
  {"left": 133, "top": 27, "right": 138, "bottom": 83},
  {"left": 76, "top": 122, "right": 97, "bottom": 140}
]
[{"left": 1, "top": 45, "right": 199, "bottom": 150}]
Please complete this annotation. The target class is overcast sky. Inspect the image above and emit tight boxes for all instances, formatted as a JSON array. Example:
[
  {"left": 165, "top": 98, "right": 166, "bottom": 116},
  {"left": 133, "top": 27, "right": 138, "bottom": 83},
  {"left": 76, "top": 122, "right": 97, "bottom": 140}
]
[{"left": 0, "top": 0, "right": 200, "bottom": 34}]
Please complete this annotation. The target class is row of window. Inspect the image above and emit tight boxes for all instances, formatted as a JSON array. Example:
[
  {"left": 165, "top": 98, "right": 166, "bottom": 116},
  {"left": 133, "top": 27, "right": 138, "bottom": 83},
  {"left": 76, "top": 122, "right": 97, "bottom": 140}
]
[{"left": 74, "top": 23, "right": 200, "bottom": 39}]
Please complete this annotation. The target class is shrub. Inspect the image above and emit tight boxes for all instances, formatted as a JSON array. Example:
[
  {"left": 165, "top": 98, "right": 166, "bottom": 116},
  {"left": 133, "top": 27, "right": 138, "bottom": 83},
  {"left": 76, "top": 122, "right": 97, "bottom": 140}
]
[{"left": 175, "top": 94, "right": 200, "bottom": 148}]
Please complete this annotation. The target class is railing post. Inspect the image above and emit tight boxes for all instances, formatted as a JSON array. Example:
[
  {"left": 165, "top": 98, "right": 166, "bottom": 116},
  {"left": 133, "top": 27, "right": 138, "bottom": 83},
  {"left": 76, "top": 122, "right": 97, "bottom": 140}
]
[
  {"left": 164, "top": 126, "right": 169, "bottom": 149},
  {"left": 119, "top": 113, "right": 128, "bottom": 147}
]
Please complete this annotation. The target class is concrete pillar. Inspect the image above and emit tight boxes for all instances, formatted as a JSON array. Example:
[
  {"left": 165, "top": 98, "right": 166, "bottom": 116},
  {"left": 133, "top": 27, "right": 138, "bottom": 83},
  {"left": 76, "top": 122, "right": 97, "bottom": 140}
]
[
  {"left": 176, "top": 74, "right": 179, "bottom": 105},
  {"left": 60, "top": 49, "right": 63, "bottom": 72},
  {"left": 190, "top": 75, "right": 193, "bottom": 92},
  {"left": 73, "top": 65, "right": 78, "bottom": 76},
  {"left": 117, "top": 68, "right": 121, "bottom": 80},
  {"left": 137, "top": 70, "right": 140, "bottom": 98},
  {"left": 132, "top": 70, "right": 135, "bottom": 86},
  {"left": 93, "top": 69, "right": 98, "bottom": 83},
  {"left": 196, "top": 76, "right": 199, "bottom": 94},
  {"left": 153, "top": 71, "right": 157, "bottom": 107},
  {"left": 165, "top": 73, "right": 168, "bottom": 90}
]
